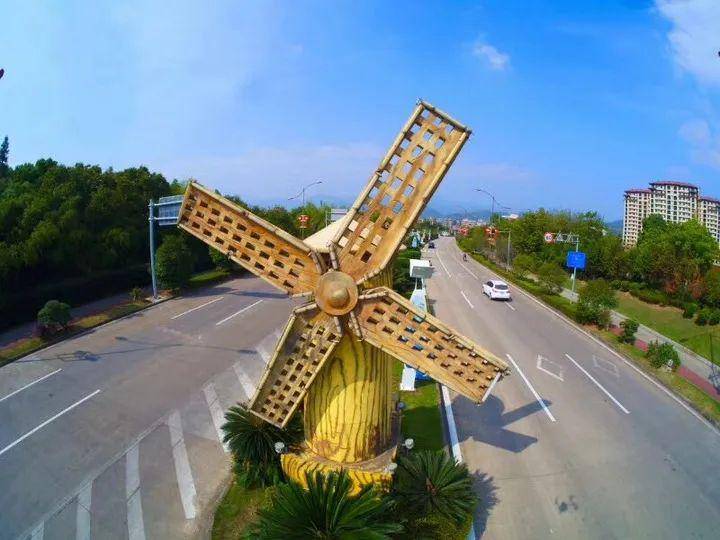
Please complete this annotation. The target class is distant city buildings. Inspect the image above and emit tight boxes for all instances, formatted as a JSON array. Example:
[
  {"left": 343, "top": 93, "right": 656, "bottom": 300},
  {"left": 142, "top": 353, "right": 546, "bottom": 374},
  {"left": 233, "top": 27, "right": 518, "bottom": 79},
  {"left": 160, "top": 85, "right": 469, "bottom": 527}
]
[{"left": 623, "top": 181, "right": 720, "bottom": 246}]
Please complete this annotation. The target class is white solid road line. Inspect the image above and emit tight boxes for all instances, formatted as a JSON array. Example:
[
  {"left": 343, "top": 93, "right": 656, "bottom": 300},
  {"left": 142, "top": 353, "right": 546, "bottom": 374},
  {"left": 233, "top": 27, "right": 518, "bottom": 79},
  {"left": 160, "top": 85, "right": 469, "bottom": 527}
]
[
  {"left": 215, "top": 299, "right": 264, "bottom": 326},
  {"left": 436, "top": 250, "right": 452, "bottom": 277},
  {"left": 76, "top": 481, "right": 92, "bottom": 540},
  {"left": 505, "top": 354, "right": 557, "bottom": 422},
  {"left": 168, "top": 410, "right": 198, "bottom": 520},
  {"left": 482, "top": 372, "right": 502, "bottom": 402},
  {"left": 0, "top": 368, "right": 62, "bottom": 403},
  {"left": 171, "top": 296, "right": 223, "bottom": 319},
  {"left": 125, "top": 445, "right": 146, "bottom": 540},
  {"left": 453, "top": 254, "right": 479, "bottom": 279},
  {"left": 0, "top": 389, "right": 101, "bottom": 458},
  {"left": 460, "top": 290, "right": 474, "bottom": 309},
  {"left": 440, "top": 385, "right": 477, "bottom": 540},
  {"left": 565, "top": 354, "right": 630, "bottom": 414},
  {"left": 203, "top": 384, "right": 229, "bottom": 452}
]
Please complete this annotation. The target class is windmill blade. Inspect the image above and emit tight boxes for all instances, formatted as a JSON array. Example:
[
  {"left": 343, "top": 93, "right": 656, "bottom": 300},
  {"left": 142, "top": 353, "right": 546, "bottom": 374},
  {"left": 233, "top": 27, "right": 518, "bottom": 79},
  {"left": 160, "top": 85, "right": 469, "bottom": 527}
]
[
  {"left": 249, "top": 305, "right": 341, "bottom": 428},
  {"left": 178, "top": 182, "right": 324, "bottom": 296},
  {"left": 333, "top": 101, "right": 471, "bottom": 282},
  {"left": 356, "top": 287, "right": 509, "bottom": 403}
]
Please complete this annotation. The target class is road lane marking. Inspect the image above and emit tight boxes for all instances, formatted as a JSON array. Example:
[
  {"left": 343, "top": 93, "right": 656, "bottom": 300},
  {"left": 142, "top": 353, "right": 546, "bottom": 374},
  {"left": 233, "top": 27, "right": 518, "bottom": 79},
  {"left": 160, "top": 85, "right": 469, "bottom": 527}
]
[
  {"left": 593, "top": 355, "right": 620, "bottom": 378},
  {"left": 436, "top": 250, "right": 452, "bottom": 277},
  {"left": 125, "top": 445, "right": 146, "bottom": 540},
  {"left": 30, "top": 523, "right": 43, "bottom": 540},
  {"left": 536, "top": 355, "right": 564, "bottom": 381},
  {"left": 0, "top": 389, "right": 101, "bottom": 458},
  {"left": 171, "top": 296, "right": 223, "bottom": 319},
  {"left": 0, "top": 368, "right": 62, "bottom": 403},
  {"left": 76, "top": 481, "right": 92, "bottom": 540},
  {"left": 233, "top": 363, "right": 256, "bottom": 401},
  {"left": 505, "top": 354, "right": 556, "bottom": 422},
  {"left": 168, "top": 410, "right": 198, "bottom": 520},
  {"left": 203, "top": 384, "right": 229, "bottom": 452},
  {"left": 215, "top": 299, "right": 263, "bottom": 326},
  {"left": 505, "top": 302, "right": 516, "bottom": 311},
  {"left": 565, "top": 354, "right": 630, "bottom": 414},
  {"left": 460, "top": 290, "right": 474, "bottom": 309}
]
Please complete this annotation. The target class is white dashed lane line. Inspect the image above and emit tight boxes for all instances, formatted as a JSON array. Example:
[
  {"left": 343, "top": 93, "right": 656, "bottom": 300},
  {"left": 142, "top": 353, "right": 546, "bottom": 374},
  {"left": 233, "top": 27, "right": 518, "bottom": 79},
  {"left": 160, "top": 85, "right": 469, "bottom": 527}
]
[
  {"left": 215, "top": 299, "right": 264, "bottom": 326},
  {"left": 0, "top": 368, "right": 62, "bottom": 403},
  {"left": 506, "top": 354, "right": 557, "bottom": 422},
  {"left": 565, "top": 354, "right": 630, "bottom": 414},
  {"left": 168, "top": 410, "right": 198, "bottom": 520},
  {"left": 460, "top": 290, "right": 474, "bottom": 309},
  {"left": 171, "top": 296, "right": 223, "bottom": 320}
]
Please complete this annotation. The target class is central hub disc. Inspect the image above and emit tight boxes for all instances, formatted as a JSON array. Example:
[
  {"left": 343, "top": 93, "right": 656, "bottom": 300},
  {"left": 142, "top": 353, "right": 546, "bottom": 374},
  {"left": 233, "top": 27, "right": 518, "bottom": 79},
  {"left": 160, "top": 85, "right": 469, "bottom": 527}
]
[{"left": 316, "top": 270, "right": 359, "bottom": 316}]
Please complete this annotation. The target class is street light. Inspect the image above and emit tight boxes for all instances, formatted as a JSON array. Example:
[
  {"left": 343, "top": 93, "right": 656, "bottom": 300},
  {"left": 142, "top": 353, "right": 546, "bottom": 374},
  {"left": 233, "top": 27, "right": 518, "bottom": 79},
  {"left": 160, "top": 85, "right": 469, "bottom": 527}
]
[{"left": 289, "top": 180, "right": 323, "bottom": 207}]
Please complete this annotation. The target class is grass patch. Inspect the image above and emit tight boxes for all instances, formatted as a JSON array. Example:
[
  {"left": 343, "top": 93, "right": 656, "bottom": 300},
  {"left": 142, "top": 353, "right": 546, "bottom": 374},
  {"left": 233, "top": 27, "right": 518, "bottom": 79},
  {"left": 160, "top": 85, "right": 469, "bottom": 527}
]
[
  {"left": 188, "top": 268, "right": 231, "bottom": 289},
  {"left": 211, "top": 481, "right": 270, "bottom": 540},
  {"left": 0, "top": 300, "right": 149, "bottom": 367},
  {"left": 615, "top": 293, "right": 720, "bottom": 365},
  {"left": 392, "top": 361, "right": 444, "bottom": 452}
]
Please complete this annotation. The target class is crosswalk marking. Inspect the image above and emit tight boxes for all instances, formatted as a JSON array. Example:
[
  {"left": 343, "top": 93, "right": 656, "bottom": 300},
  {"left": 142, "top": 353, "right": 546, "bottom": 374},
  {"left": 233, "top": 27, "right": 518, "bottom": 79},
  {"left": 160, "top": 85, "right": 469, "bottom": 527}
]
[
  {"left": 126, "top": 445, "right": 146, "bottom": 540},
  {"left": 203, "top": 384, "right": 229, "bottom": 452},
  {"left": 168, "top": 411, "right": 198, "bottom": 520},
  {"left": 76, "top": 482, "right": 92, "bottom": 540},
  {"left": 30, "top": 523, "right": 43, "bottom": 540},
  {"left": 233, "top": 363, "right": 256, "bottom": 401}
]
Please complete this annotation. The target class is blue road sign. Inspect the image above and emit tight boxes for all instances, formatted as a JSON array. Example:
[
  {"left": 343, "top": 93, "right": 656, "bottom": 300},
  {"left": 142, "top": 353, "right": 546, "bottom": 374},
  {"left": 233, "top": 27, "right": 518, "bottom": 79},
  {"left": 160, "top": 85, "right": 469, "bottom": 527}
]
[{"left": 566, "top": 251, "right": 586, "bottom": 270}]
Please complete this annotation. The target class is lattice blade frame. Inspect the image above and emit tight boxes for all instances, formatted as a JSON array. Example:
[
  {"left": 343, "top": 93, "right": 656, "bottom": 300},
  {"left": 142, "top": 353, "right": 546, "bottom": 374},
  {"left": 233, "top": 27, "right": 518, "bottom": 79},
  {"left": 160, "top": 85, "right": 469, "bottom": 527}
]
[
  {"left": 334, "top": 101, "right": 471, "bottom": 282},
  {"left": 249, "top": 305, "right": 341, "bottom": 428},
  {"left": 356, "top": 287, "right": 509, "bottom": 402},
  {"left": 178, "top": 182, "right": 324, "bottom": 296}
]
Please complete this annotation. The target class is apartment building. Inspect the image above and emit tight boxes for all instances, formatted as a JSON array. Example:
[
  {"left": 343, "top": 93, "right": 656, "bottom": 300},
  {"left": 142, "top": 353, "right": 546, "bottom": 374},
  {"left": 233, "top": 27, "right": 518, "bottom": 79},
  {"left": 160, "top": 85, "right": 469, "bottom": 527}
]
[{"left": 622, "top": 181, "right": 720, "bottom": 246}]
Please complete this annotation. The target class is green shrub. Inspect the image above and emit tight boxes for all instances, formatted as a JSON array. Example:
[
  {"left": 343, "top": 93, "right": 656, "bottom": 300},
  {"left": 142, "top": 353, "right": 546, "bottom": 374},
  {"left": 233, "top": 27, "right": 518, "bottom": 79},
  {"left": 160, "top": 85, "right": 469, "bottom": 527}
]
[
  {"left": 709, "top": 309, "right": 720, "bottom": 326},
  {"left": 221, "top": 406, "right": 303, "bottom": 488},
  {"left": 618, "top": 280, "right": 631, "bottom": 292},
  {"left": 155, "top": 235, "right": 195, "bottom": 290},
  {"left": 393, "top": 450, "right": 476, "bottom": 525},
  {"left": 646, "top": 341, "right": 680, "bottom": 371},
  {"left": 619, "top": 319, "right": 639, "bottom": 344},
  {"left": 130, "top": 287, "right": 144, "bottom": 302},
  {"left": 536, "top": 262, "right": 566, "bottom": 294},
  {"left": 632, "top": 287, "right": 668, "bottom": 306},
  {"left": 37, "top": 300, "right": 72, "bottom": 335},
  {"left": 696, "top": 308, "right": 711, "bottom": 326},
  {"left": 575, "top": 279, "right": 617, "bottom": 328},
  {"left": 511, "top": 253, "right": 537, "bottom": 279},
  {"left": 682, "top": 303, "right": 698, "bottom": 319},
  {"left": 247, "top": 470, "right": 402, "bottom": 539}
]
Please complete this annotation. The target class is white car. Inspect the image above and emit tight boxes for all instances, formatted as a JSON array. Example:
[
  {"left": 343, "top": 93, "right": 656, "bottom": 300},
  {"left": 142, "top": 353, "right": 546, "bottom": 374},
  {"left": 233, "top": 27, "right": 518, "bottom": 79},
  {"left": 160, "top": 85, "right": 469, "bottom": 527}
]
[{"left": 482, "top": 279, "right": 511, "bottom": 300}]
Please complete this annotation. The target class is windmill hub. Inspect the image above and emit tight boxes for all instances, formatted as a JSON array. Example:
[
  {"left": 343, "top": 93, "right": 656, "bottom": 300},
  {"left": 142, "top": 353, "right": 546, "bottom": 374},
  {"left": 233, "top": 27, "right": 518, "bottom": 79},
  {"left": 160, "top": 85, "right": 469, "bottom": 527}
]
[{"left": 316, "top": 270, "right": 358, "bottom": 316}]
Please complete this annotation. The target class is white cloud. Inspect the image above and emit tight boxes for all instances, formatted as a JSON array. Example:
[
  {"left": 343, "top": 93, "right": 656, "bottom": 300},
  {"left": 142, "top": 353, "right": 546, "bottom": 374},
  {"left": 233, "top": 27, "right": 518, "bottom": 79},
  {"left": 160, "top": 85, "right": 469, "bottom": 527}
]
[
  {"left": 678, "top": 118, "right": 720, "bottom": 168},
  {"left": 472, "top": 41, "right": 510, "bottom": 71},
  {"left": 656, "top": 0, "right": 720, "bottom": 87}
]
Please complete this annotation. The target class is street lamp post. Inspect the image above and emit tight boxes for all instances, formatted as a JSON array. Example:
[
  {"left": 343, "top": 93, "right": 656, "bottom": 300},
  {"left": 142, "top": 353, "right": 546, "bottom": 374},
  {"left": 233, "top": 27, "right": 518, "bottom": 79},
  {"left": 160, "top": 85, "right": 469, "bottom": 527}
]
[{"left": 289, "top": 180, "right": 323, "bottom": 207}]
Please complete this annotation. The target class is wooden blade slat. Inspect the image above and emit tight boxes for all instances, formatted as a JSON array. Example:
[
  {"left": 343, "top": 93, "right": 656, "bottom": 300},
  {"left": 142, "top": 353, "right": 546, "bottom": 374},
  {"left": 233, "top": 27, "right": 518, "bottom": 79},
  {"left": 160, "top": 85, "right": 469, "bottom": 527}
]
[
  {"left": 178, "top": 182, "right": 323, "bottom": 296},
  {"left": 334, "top": 101, "right": 471, "bottom": 282},
  {"left": 249, "top": 307, "right": 340, "bottom": 428},
  {"left": 356, "top": 287, "right": 509, "bottom": 402}
]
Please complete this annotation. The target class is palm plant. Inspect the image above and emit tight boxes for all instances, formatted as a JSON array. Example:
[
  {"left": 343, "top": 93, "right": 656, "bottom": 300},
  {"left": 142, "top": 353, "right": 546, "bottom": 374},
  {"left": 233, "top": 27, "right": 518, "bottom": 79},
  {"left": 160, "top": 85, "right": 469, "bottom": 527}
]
[
  {"left": 393, "top": 450, "right": 476, "bottom": 524},
  {"left": 222, "top": 405, "right": 302, "bottom": 487},
  {"left": 247, "top": 470, "right": 402, "bottom": 539}
]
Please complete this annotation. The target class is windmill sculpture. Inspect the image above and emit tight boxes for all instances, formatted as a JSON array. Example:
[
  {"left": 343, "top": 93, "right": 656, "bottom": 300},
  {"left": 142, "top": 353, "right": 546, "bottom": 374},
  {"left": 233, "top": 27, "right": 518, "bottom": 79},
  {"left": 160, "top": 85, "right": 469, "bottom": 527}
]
[{"left": 177, "top": 100, "right": 509, "bottom": 490}]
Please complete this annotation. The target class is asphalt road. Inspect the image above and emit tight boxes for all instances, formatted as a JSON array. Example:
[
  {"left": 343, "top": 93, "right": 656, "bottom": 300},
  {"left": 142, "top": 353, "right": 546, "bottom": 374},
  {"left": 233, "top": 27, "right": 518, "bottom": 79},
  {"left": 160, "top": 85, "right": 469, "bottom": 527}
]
[
  {"left": 0, "top": 275, "right": 295, "bottom": 539},
  {"left": 426, "top": 237, "right": 720, "bottom": 540}
]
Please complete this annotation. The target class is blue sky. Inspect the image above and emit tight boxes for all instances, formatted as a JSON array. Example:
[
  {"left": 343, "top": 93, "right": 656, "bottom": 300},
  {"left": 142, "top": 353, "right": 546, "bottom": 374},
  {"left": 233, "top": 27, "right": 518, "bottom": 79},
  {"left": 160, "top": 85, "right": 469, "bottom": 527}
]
[{"left": 1, "top": 0, "right": 719, "bottom": 219}]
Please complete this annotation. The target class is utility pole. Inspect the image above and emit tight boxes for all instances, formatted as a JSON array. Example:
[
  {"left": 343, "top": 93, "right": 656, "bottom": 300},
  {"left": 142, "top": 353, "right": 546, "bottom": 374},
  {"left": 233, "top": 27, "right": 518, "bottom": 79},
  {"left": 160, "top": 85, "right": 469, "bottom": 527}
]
[
  {"left": 571, "top": 236, "right": 580, "bottom": 293},
  {"left": 289, "top": 180, "right": 323, "bottom": 208},
  {"left": 148, "top": 200, "right": 157, "bottom": 299}
]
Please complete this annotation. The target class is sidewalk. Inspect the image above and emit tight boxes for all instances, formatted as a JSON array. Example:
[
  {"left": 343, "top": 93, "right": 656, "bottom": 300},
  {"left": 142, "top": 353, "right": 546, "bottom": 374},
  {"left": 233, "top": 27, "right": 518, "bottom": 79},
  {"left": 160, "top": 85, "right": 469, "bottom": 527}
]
[{"left": 560, "top": 287, "right": 720, "bottom": 399}]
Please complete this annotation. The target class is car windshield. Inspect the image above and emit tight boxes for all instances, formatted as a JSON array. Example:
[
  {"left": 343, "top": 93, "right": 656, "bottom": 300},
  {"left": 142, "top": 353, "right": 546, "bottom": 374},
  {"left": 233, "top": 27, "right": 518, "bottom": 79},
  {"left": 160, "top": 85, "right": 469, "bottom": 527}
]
[{"left": 494, "top": 284, "right": 509, "bottom": 290}]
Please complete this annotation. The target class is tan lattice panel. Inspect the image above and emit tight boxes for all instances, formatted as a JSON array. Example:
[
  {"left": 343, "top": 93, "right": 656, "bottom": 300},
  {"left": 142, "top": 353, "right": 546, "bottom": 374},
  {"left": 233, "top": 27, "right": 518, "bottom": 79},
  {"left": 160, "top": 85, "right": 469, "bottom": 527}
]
[
  {"left": 249, "top": 308, "right": 340, "bottom": 428},
  {"left": 178, "top": 182, "right": 323, "bottom": 296},
  {"left": 356, "top": 287, "right": 509, "bottom": 402},
  {"left": 334, "top": 101, "right": 471, "bottom": 282}
]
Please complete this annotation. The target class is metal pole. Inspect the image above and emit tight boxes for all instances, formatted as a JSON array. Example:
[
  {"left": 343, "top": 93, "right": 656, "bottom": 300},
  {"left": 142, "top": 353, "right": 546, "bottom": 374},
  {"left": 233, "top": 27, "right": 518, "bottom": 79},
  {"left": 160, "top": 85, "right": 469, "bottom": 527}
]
[
  {"left": 149, "top": 200, "right": 158, "bottom": 299},
  {"left": 571, "top": 236, "right": 579, "bottom": 294},
  {"left": 507, "top": 229, "right": 512, "bottom": 269}
]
